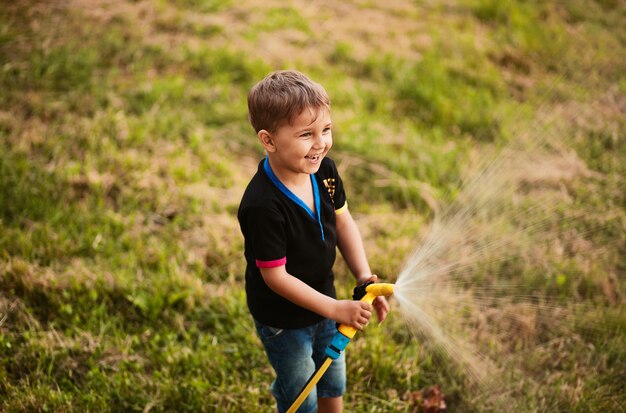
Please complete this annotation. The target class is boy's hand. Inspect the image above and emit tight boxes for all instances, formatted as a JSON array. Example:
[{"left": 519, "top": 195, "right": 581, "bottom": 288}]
[
  {"left": 357, "top": 274, "right": 391, "bottom": 323},
  {"left": 334, "top": 300, "right": 372, "bottom": 330},
  {"left": 372, "top": 296, "right": 390, "bottom": 323}
]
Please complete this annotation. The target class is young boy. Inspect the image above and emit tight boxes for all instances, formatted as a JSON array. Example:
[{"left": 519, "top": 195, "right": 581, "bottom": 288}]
[{"left": 238, "top": 70, "right": 389, "bottom": 413}]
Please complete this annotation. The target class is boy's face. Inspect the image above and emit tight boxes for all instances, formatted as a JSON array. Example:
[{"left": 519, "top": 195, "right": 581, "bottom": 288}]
[{"left": 261, "top": 106, "right": 332, "bottom": 180}]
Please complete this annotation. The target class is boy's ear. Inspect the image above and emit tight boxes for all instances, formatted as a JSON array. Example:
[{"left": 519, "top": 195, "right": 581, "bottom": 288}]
[{"left": 258, "top": 130, "right": 276, "bottom": 153}]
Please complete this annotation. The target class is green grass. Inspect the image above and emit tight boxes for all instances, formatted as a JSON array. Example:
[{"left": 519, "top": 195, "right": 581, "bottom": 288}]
[{"left": 1, "top": 0, "right": 624, "bottom": 412}]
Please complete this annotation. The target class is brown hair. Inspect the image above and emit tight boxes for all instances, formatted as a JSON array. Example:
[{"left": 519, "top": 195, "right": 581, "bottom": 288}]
[{"left": 247, "top": 70, "right": 330, "bottom": 133}]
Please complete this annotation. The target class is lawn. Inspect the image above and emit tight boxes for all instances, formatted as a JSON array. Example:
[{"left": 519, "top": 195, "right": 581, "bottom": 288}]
[{"left": 1, "top": 0, "right": 624, "bottom": 411}]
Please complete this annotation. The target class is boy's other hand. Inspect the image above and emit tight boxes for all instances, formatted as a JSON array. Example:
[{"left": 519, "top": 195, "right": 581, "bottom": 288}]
[
  {"left": 357, "top": 274, "right": 391, "bottom": 323},
  {"left": 334, "top": 300, "right": 372, "bottom": 330},
  {"left": 372, "top": 296, "right": 390, "bottom": 323}
]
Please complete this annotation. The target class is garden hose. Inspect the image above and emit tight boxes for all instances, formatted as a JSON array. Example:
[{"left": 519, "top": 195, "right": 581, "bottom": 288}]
[{"left": 286, "top": 282, "right": 394, "bottom": 413}]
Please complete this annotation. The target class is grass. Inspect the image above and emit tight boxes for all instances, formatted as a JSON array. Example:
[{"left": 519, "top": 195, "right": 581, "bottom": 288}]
[{"left": 1, "top": 0, "right": 625, "bottom": 412}]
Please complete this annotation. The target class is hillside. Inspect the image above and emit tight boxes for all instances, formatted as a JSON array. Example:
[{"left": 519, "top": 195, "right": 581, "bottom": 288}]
[{"left": 1, "top": 0, "right": 625, "bottom": 411}]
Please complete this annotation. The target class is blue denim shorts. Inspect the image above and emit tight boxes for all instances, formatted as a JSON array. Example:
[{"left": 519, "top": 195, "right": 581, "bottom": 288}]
[{"left": 254, "top": 318, "right": 346, "bottom": 413}]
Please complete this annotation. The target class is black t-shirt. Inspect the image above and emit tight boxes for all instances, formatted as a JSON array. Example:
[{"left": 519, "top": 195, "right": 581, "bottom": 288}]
[{"left": 238, "top": 157, "right": 348, "bottom": 329}]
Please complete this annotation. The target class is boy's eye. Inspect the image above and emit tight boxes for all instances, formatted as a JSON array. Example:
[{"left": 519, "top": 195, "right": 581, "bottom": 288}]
[
  {"left": 300, "top": 132, "right": 312, "bottom": 138},
  {"left": 323, "top": 127, "right": 331, "bottom": 134}
]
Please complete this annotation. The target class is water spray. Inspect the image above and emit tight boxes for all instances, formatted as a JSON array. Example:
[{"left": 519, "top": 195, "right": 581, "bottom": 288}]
[{"left": 286, "top": 281, "right": 395, "bottom": 413}]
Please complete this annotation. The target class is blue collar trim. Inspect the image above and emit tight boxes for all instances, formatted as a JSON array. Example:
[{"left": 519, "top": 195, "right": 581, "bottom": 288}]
[{"left": 264, "top": 157, "right": 325, "bottom": 240}]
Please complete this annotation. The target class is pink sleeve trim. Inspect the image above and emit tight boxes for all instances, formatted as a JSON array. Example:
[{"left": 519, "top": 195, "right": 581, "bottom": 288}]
[{"left": 256, "top": 257, "right": 287, "bottom": 268}]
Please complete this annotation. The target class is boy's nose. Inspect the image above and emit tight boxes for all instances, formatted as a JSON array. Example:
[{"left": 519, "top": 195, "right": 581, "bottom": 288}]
[{"left": 313, "top": 133, "right": 326, "bottom": 148}]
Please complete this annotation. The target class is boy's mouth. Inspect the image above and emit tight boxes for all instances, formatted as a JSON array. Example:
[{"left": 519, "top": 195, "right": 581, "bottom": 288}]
[{"left": 305, "top": 153, "right": 322, "bottom": 162}]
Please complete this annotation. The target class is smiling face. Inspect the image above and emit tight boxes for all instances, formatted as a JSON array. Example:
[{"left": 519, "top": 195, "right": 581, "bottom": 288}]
[{"left": 259, "top": 106, "right": 332, "bottom": 185}]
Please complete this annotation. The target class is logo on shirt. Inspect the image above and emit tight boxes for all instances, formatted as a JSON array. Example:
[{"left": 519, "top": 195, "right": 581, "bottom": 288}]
[{"left": 322, "top": 178, "right": 336, "bottom": 199}]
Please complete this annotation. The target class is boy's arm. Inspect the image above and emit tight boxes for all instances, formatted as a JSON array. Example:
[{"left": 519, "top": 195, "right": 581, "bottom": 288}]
[
  {"left": 335, "top": 209, "right": 372, "bottom": 283},
  {"left": 259, "top": 266, "right": 372, "bottom": 330},
  {"left": 336, "top": 209, "right": 390, "bottom": 322}
]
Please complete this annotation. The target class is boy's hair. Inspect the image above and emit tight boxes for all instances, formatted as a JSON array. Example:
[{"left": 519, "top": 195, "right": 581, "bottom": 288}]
[{"left": 248, "top": 70, "right": 330, "bottom": 133}]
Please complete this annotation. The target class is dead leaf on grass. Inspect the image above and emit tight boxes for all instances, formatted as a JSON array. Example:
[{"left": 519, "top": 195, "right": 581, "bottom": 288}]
[{"left": 407, "top": 385, "right": 447, "bottom": 413}]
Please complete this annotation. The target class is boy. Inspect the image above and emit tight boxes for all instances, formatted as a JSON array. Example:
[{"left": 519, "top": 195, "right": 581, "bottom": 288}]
[{"left": 238, "top": 70, "right": 389, "bottom": 413}]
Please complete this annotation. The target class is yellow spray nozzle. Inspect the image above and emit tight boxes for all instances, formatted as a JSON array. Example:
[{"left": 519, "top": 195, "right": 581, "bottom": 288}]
[
  {"left": 337, "top": 282, "right": 395, "bottom": 339},
  {"left": 365, "top": 282, "right": 394, "bottom": 297}
]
